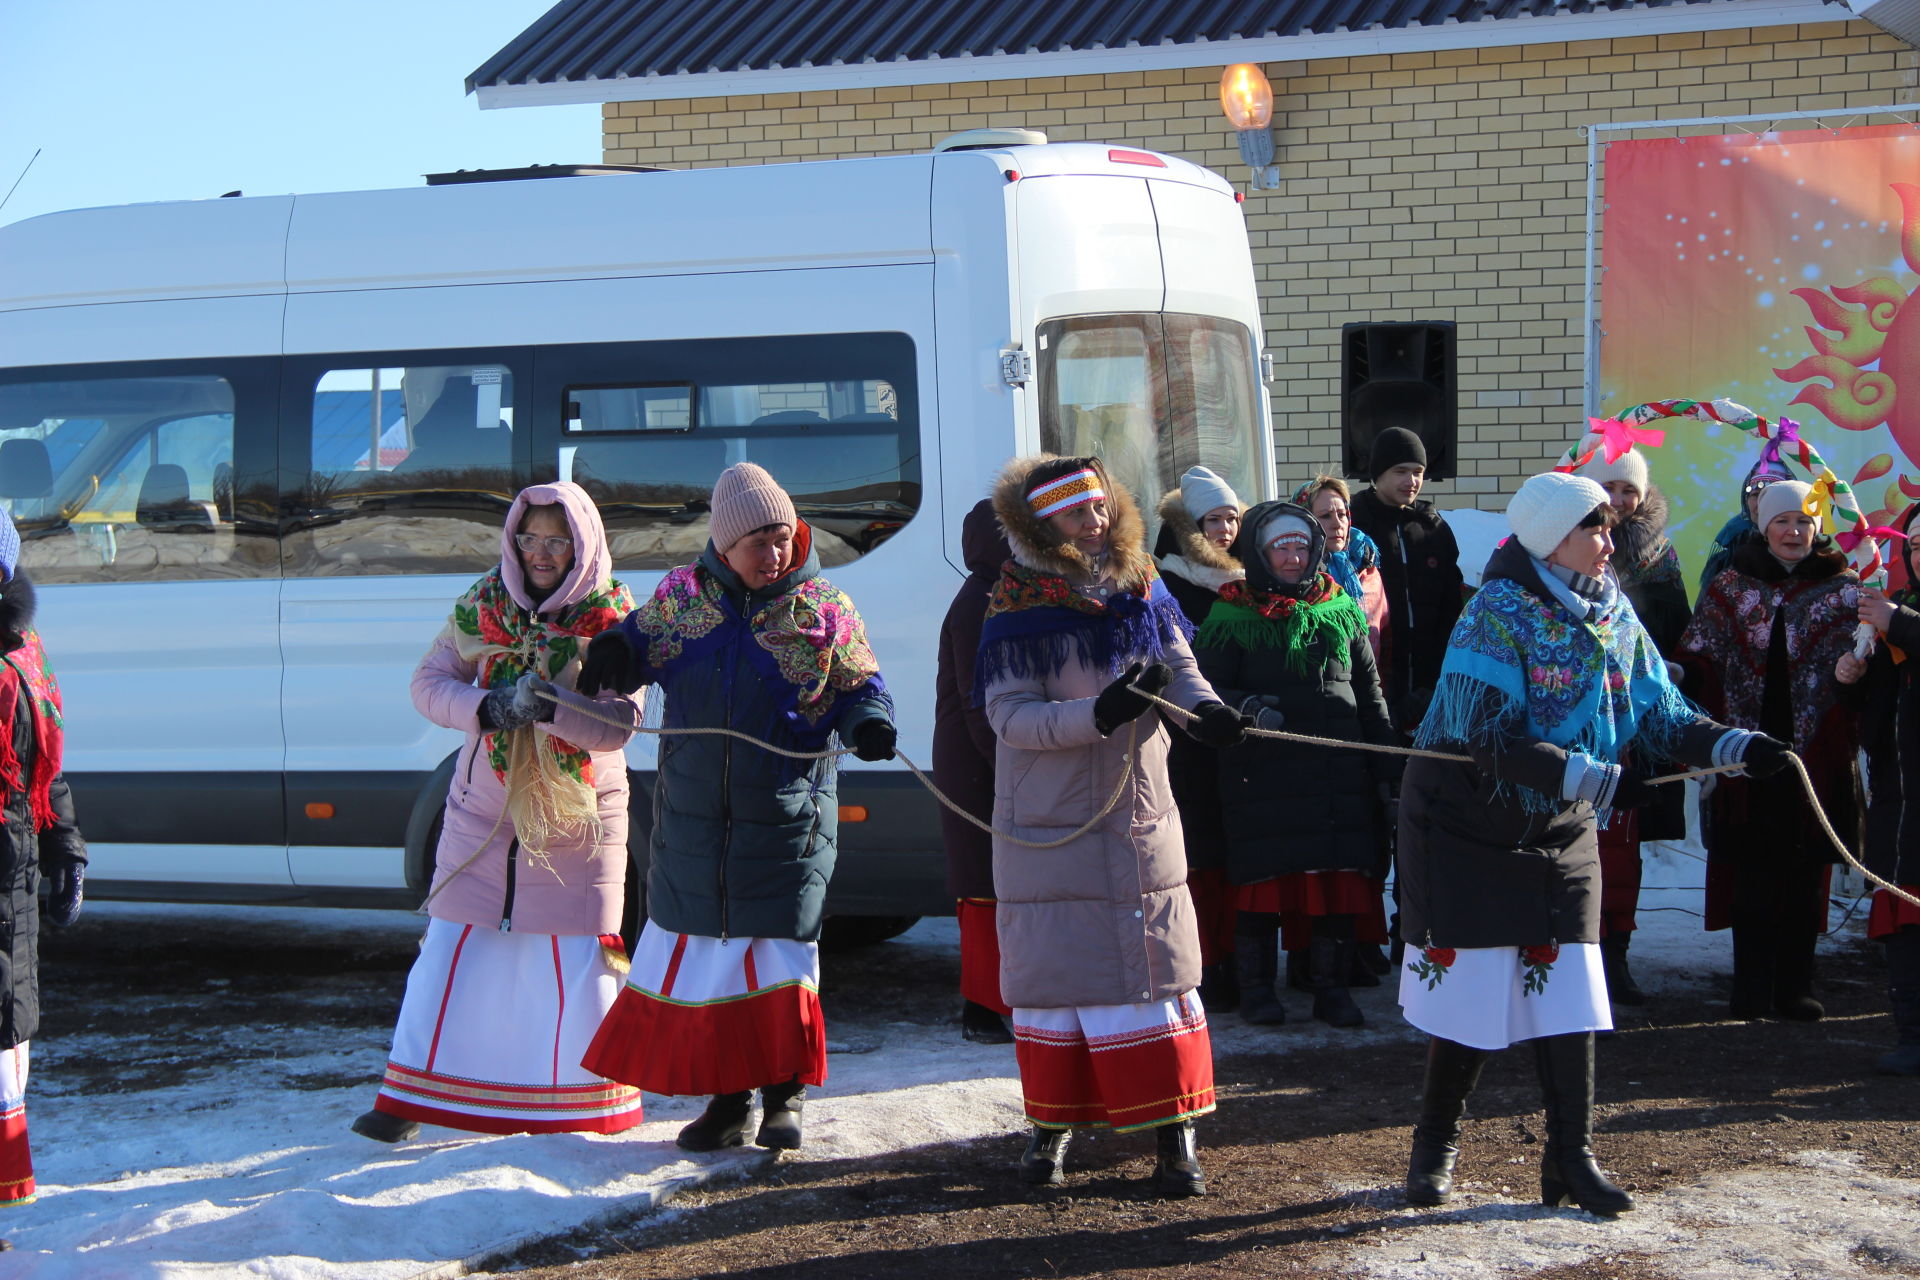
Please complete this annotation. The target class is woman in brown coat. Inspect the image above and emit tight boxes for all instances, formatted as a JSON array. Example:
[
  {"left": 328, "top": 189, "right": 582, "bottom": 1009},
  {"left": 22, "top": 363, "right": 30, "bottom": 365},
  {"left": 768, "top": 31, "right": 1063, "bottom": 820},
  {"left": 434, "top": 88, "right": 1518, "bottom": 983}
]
[{"left": 979, "top": 455, "right": 1244, "bottom": 1198}]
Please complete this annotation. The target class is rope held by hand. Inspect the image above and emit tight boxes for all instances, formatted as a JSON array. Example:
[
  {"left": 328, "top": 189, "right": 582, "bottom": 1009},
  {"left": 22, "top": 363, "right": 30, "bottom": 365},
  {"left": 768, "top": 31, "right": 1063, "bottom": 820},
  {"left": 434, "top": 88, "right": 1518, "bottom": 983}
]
[{"left": 512, "top": 685, "right": 1920, "bottom": 910}]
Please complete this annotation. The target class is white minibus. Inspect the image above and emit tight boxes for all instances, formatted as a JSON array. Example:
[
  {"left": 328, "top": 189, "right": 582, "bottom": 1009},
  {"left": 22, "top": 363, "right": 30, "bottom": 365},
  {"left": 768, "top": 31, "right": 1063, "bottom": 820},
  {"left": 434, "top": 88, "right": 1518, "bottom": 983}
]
[{"left": 0, "top": 135, "right": 1273, "bottom": 932}]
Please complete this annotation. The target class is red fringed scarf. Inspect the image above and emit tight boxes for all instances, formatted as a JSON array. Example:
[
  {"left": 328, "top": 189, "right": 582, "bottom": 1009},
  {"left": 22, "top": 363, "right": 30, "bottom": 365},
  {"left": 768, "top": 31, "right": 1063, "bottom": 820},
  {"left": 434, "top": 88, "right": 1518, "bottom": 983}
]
[{"left": 0, "top": 631, "right": 63, "bottom": 831}]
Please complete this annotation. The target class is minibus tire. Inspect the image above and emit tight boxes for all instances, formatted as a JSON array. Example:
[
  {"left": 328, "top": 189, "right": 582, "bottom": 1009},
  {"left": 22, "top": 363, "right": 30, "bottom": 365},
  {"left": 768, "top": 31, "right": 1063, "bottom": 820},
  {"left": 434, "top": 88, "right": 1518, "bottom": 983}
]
[
  {"left": 403, "top": 753, "right": 459, "bottom": 899},
  {"left": 819, "top": 914, "right": 919, "bottom": 951}
]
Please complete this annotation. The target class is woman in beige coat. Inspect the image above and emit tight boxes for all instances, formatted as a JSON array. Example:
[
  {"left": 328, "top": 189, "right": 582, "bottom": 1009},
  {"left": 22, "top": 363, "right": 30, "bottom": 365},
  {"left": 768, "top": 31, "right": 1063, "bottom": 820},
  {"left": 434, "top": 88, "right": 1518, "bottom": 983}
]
[{"left": 978, "top": 455, "right": 1244, "bottom": 1197}]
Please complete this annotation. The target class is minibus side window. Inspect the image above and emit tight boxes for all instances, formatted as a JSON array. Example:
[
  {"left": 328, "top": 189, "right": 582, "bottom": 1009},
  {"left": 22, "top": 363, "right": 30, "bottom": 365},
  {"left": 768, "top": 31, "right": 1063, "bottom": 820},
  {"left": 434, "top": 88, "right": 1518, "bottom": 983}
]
[
  {"left": 286, "top": 364, "right": 516, "bottom": 577},
  {"left": 2, "top": 374, "right": 270, "bottom": 584},
  {"left": 562, "top": 374, "right": 915, "bottom": 571}
]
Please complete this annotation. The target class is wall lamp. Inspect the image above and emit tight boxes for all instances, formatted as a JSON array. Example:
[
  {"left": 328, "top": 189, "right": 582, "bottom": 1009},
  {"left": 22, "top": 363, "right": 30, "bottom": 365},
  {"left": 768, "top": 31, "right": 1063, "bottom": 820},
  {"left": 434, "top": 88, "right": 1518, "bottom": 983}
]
[{"left": 1220, "top": 63, "right": 1280, "bottom": 191}]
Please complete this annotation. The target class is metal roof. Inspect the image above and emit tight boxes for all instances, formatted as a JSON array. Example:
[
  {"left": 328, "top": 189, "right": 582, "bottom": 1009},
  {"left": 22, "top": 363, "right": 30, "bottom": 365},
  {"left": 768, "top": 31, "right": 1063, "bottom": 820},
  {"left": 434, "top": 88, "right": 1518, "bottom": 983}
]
[{"left": 469, "top": 0, "right": 1800, "bottom": 103}]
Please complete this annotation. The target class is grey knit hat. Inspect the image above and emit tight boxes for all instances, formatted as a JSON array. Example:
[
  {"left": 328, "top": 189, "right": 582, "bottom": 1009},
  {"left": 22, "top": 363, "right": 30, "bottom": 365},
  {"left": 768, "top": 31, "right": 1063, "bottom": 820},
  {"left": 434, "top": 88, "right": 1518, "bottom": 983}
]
[
  {"left": 709, "top": 462, "right": 798, "bottom": 552},
  {"left": 1178, "top": 465, "right": 1239, "bottom": 522},
  {"left": 1756, "top": 479, "right": 1813, "bottom": 532}
]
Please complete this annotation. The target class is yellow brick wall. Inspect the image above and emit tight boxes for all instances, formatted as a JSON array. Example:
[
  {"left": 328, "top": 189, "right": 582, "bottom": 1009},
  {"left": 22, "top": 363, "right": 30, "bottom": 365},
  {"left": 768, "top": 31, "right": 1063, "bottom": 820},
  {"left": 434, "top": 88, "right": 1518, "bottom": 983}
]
[{"left": 601, "top": 21, "right": 1917, "bottom": 508}]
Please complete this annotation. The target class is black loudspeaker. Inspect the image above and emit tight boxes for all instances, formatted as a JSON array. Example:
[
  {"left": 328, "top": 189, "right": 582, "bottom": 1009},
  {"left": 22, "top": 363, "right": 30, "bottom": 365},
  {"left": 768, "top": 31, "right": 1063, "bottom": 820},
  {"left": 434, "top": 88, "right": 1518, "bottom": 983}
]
[{"left": 1340, "top": 321, "right": 1457, "bottom": 482}]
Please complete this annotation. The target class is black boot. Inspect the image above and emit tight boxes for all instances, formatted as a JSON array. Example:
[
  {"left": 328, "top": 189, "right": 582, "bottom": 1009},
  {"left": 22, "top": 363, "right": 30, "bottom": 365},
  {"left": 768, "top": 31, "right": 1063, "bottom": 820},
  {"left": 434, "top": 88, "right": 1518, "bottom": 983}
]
[
  {"left": 1349, "top": 942, "right": 1386, "bottom": 987},
  {"left": 1880, "top": 927, "right": 1920, "bottom": 1075},
  {"left": 1599, "top": 932, "right": 1645, "bottom": 1006},
  {"left": 1198, "top": 960, "right": 1240, "bottom": 1010},
  {"left": 756, "top": 1078, "right": 805, "bottom": 1150},
  {"left": 1533, "top": 1033, "right": 1634, "bottom": 1216},
  {"left": 676, "top": 1091, "right": 754, "bottom": 1152},
  {"left": 1405, "top": 1036, "right": 1489, "bottom": 1206},
  {"left": 1153, "top": 1119, "right": 1207, "bottom": 1197},
  {"left": 962, "top": 999, "right": 1014, "bottom": 1044},
  {"left": 1235, "top": 914, "right": 1287, "bottom": 1025},
  {"left": 1772, "top": 928, "right": 1824, "bottom": 1021},
  {"left": 1020, "top": 1125, "right": 1071, "bottom": 1185},
  {"left": 1728, "top": 923, "right": 1774, "bottom": 1020},
  {"left": 1309, "top": 923, "right": 1365, "bottom": 1028},
  {"left": 350, "top": 1109, "right": 420, "bottom": 1144}
]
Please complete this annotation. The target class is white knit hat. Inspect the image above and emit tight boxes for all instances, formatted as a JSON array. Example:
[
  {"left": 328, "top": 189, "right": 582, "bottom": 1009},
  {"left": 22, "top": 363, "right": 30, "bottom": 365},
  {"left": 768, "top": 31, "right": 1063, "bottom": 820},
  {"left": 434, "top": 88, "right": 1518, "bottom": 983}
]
[
  {"left": 1507, "top": 472, "right": 1610, "bottom": 559},
  {"left": 1756, "top": 479, "right": 1813, "bottom": 531},
  {"left": 1574, "top": 432, "right": 1650, "bottom": 495},
  {"left": 1179, "top": 465, "right": 1239, "bottom": 522}
]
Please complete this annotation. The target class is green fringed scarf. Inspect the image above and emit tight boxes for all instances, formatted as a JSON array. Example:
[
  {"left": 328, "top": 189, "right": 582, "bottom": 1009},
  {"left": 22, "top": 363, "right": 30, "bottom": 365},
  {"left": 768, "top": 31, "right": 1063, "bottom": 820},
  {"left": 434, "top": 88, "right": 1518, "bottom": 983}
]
[{"left": 1196, "top": 573, "right": 1368, "bottom": 674}]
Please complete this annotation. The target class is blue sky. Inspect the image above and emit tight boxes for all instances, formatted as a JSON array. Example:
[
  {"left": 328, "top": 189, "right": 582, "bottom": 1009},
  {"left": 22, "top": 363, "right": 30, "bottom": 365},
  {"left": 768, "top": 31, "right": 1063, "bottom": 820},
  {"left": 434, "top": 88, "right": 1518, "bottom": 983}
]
[{"left": 0, "top": 1, "right": 597, "bottom": 228}]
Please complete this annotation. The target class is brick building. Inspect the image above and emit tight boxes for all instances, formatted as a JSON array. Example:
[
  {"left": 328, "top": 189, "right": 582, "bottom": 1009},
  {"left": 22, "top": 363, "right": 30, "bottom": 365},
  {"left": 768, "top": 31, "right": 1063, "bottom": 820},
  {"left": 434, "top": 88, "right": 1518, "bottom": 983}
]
[{"left": 473, "top": 1, "right": 1920, "bottom": 508}]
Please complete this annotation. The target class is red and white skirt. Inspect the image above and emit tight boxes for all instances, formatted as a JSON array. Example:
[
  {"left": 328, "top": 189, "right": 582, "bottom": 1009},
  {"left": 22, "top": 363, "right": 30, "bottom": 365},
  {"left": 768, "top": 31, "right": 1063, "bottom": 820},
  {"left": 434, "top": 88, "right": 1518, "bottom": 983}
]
[
  {"left": 1, "top": 1043, "right": 31, "bottom": 1207},
  {"left": 1398, "top": 943, "right": 1610, "bottom": 1051},
  {"left": 369, "top": 919, "right": 644, "bottom": 1135},
  {"left": 1012, "top": 991, "right": 1216, "bottom": 1133},
  {"left": 582, "top": 924, "right": 828, "bottom": 1098}
]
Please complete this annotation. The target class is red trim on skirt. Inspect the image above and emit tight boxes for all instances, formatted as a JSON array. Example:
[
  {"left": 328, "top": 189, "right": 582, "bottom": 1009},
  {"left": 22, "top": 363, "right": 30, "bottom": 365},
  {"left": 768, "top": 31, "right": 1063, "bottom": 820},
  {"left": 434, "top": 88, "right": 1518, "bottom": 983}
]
[
  {"left": 1867, "top": 887, "right": 1920, "bottom": 939},
  {"left": 372, "top": 1092, "right": 643, "bottom": 1136},
  {"left": 583, "top": 982, "right": 828, "bottom": 1097},
  {"left": 0, "top": 1105, "right": 32, "bottom": 1207},
  {"left": 956, "top": 898, "right": 1011, "bottom": 1016},
  {"left": 1014, "top": 1002, "right": 1216, "bottom": 1133},
  {"left": 1596, "top": 811, "right": 1643, "bottom": 935},
  {"left": 1237, "top": 872, "right": 1388, "bottom": 948},
  {"left": 1187, "top": 868, "right": 1238, "bottom": 966}
]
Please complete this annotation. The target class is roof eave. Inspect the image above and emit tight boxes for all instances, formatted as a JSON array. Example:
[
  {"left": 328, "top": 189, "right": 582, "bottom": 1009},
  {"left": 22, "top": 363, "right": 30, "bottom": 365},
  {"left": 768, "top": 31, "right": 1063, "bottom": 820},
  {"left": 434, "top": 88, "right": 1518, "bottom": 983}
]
[{"left": 473, "top": 0, "right": 1842, "bottom": 109}]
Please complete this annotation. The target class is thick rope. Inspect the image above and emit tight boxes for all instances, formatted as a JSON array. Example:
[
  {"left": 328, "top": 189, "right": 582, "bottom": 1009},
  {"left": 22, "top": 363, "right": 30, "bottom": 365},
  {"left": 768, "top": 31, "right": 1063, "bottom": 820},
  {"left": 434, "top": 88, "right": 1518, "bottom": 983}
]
[{"left": 419, "top": 684, "right": 1920, "bottom": 913}]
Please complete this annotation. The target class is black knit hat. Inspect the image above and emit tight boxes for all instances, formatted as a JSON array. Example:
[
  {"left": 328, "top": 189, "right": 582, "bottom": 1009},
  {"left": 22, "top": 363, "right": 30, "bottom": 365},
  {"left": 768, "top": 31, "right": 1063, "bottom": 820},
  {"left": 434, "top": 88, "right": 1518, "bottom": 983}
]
[{"left": 1368, "top": 427, "right": 1427, "bottom": 479}]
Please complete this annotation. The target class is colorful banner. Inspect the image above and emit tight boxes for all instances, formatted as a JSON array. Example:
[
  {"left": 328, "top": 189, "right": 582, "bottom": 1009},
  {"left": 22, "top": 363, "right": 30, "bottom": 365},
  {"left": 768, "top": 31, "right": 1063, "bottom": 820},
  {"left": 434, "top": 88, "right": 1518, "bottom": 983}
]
[{"left": 1599, "top": 124, "right": 1920, "bottom": 587}]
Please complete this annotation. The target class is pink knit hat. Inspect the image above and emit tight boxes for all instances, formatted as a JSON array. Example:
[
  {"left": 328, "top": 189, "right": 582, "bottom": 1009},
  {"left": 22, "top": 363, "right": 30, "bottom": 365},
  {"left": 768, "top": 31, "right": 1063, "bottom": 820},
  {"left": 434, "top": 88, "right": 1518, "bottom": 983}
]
[{"left": 710, "top": 462, "right": 798, "bottom": 551}]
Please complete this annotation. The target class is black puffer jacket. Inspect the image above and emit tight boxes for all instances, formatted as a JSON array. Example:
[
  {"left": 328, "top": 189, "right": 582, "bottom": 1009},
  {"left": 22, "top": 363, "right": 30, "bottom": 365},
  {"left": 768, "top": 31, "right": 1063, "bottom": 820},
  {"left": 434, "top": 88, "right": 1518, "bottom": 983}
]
[
  {"left": 1348, "top": 487, "right": 1464, "bottom": 731},
  {"left": 1863, "top": 502, "right": 1920, "bottom": 889},
  {"left": 1, "top": 574, "right": 87, "bottom": 1050},
  {"left": 1397, "top": 539, "right": 1728, "bottom": 949},
  {"left": 1195, "top": 505, "right": 1398, "bottom": 885}
]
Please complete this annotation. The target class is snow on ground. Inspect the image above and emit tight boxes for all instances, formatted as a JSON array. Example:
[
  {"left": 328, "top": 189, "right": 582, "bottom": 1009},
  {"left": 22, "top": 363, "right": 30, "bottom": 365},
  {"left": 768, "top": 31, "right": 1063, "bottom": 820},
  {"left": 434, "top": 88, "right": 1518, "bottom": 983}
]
[{"left": 0, "top": 820, "right": 1898, "bottom": 1278}]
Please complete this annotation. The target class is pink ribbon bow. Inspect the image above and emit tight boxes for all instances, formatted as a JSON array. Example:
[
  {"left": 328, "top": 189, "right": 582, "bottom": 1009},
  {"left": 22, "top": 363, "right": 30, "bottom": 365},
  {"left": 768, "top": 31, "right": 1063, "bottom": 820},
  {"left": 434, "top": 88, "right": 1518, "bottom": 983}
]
[{"left": 1586, "top": 416, "right": 1666, "bottom": 463}]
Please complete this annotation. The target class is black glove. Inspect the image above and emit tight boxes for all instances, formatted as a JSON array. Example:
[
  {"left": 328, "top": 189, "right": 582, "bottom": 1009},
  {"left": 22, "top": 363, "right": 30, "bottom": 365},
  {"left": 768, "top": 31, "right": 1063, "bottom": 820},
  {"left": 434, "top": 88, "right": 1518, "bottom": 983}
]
[
  {"left": 478, "top": 684, "right": 536, "bottom": 733},
  {"left": 1741, "top": 733, "right": 1793, "bottom": 778},
  {"left": 850, "top": 718, "right": 898, "bottom": 762},
  {"left": 1609, "top": 769, "right": 1672, "bottom": 810},
  {"left": 43, "top": 862, "right": 83, "bottom": 928},
  {"left": 513, "top": 673, "right": 558, "bottom": 723},
  {"left": 1092, "top": 661, "right": 1172, "bottom": 737},
  {"left": 1241, "top": 694, "right": 1285, "bottom": 734},
  {"left": 1188, "top": 701, "right": 1247, "bottom": 749},
  {"left": 577, "top": 630, "right": 640, "bottom": 697}
]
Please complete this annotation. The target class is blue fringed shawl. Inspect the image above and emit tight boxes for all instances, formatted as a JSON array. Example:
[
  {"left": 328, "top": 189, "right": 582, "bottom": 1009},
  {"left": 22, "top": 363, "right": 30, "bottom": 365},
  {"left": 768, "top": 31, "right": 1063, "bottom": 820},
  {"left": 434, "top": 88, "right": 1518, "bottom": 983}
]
[
  {"left": 1413, "top": 570, "right": 1701, "bottom": 813},
  {"left": 974, "top": 563, "right": 1193, "bottom": 701}
]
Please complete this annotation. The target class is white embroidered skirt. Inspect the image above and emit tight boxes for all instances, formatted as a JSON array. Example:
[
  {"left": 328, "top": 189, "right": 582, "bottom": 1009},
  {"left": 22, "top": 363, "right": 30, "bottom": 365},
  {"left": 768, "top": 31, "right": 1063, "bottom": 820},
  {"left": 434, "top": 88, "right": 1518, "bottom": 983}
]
[
  {"left": 1397, "top": 942, "right": 1611, "bottom": 1050},
  {"left": 1, "top": 1043, "right": 31, "bottom": 1206},
  {"left": 1011, "top": 991, "right": 1217, "bottom": 1132},
  {"left": 369, "top": 919, "right": 644, "bottom": 1134},
  {"left": 583, "top": 923, "right": 827, "bottom": 1097}
]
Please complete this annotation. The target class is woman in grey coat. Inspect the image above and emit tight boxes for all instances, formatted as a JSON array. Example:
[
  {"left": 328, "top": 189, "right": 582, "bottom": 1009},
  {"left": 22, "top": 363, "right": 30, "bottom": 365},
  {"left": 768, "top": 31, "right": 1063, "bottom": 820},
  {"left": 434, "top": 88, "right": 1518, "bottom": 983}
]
[{"left": 979, "top": 455, "right": 1244, "bottom": 1197}]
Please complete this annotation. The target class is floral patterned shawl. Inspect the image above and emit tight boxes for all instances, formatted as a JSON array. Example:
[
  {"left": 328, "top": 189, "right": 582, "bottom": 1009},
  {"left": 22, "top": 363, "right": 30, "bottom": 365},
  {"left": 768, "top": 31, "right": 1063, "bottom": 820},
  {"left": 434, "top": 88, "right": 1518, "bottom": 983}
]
[
  {"left": 0, "top": 629, "right": 61, "bottom": 831},
  {"left": 1417, "top": 540, "right": 1698, "bottom": 812}
]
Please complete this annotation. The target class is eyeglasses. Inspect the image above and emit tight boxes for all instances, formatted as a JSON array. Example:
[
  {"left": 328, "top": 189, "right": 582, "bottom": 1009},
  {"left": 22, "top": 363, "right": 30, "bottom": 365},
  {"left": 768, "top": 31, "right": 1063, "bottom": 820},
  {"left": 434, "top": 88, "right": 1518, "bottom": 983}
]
[{"left": 514, "top": 533, "right": 573, "bottom": 555}]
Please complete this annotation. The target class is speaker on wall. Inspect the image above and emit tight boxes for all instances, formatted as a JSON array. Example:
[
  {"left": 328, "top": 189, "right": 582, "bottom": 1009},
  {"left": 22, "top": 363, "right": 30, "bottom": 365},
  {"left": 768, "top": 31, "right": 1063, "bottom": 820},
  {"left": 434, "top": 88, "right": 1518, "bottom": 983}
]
[{"left": 1340, "top": 321, "right": 1457, "bottom": 482}]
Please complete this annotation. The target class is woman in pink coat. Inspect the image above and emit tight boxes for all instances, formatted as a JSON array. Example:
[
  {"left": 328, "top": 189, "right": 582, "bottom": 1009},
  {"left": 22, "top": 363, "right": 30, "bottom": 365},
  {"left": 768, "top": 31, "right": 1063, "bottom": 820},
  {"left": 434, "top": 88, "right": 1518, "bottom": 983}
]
[{"left": 353, "top": 481, "right": 644, "bottom": 1141}]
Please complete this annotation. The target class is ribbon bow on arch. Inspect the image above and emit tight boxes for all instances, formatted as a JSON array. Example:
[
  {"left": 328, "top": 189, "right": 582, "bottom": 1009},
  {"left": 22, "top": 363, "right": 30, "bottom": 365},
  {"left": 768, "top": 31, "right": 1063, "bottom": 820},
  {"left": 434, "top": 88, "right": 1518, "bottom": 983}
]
[
  {"left": 1802, "top": 469, "right": 1842, "bottom": 535},
  {"left": 1585, "top": 416, "right": 1666, "bottom": 463}
]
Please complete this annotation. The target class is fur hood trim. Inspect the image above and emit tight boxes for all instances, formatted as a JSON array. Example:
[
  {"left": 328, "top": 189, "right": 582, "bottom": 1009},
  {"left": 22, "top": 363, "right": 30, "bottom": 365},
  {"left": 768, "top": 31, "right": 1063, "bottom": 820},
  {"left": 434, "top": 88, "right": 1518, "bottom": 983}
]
[
  {"left": 992, "top": 455, "right": 1154, "bottom": 592},
  {"left": 1154, "top": 489, "right": 1242, "bottom": 575},
  {"left": 0, "top": 571, "right": 36, "bottom": 654}
]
